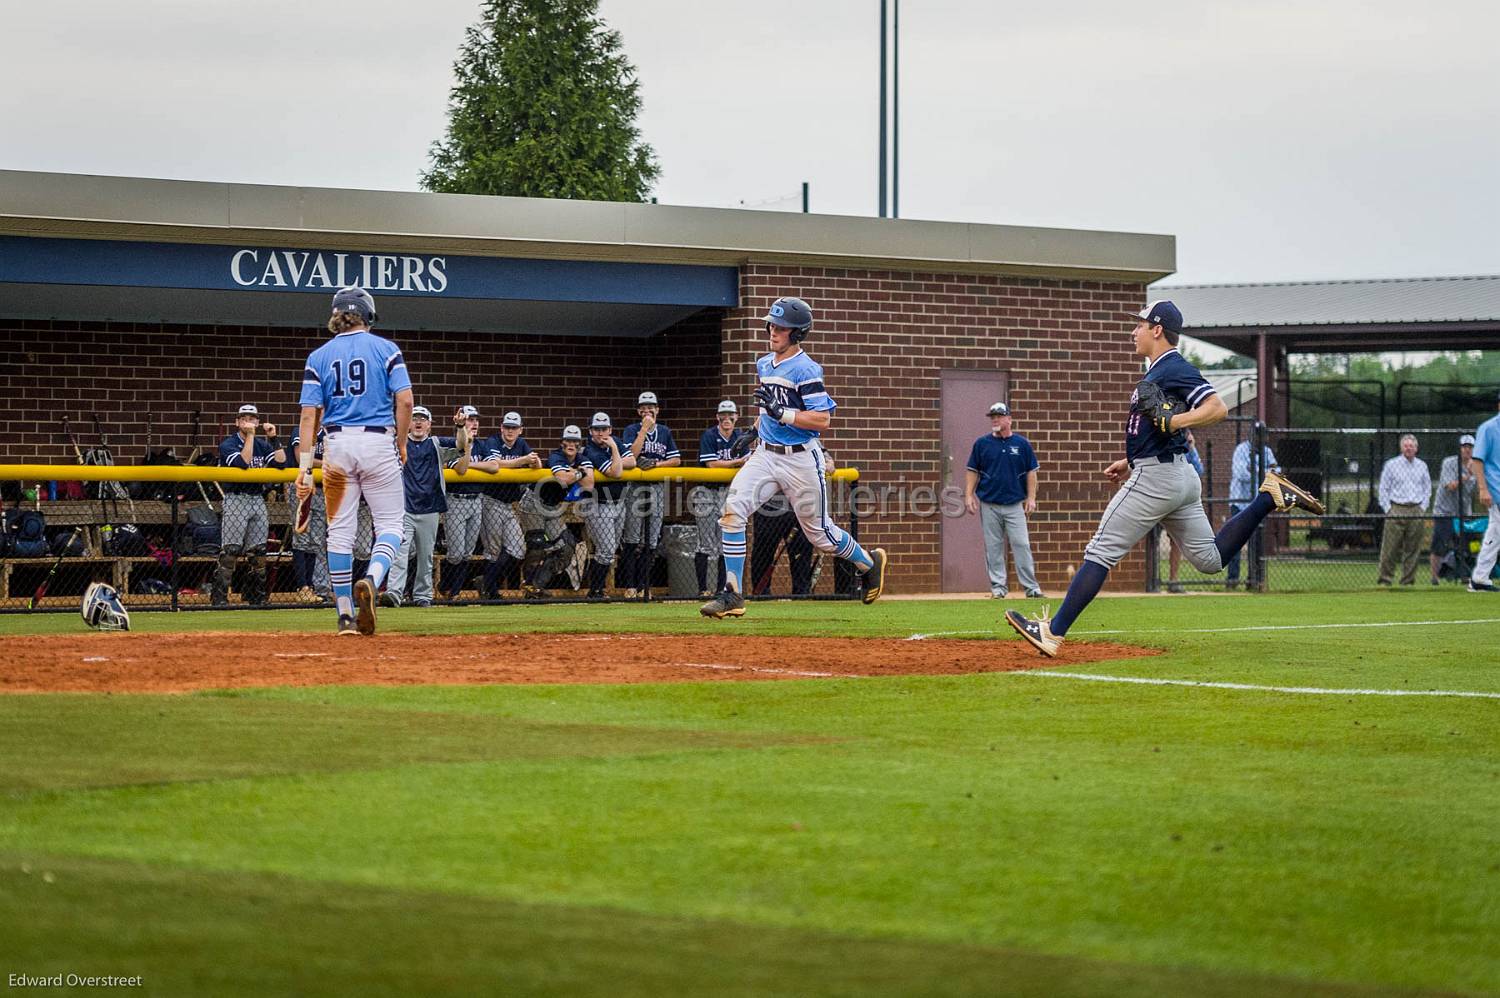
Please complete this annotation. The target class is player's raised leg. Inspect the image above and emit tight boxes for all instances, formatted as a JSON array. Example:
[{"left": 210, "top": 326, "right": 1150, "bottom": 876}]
[{"left": 786, "top": 446, "right": 886, "bottom": 603}]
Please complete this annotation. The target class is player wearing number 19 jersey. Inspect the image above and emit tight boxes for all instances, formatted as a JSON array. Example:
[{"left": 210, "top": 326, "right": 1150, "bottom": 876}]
[{"left": 296, "top": 287, "right": 413, "bottom": 636}]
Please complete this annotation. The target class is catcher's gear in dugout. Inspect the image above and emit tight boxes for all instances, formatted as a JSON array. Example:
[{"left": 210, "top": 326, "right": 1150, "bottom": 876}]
[{"left": 1133, "top": 379, "right": 1180, "bottom": 435}]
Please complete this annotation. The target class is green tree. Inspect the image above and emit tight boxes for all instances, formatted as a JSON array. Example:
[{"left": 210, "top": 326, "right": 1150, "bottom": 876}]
[{"left": 422, "top": 0, "right": 659, "bottom": 201}]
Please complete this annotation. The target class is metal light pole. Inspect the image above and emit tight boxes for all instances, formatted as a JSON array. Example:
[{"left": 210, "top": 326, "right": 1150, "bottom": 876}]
[{"left": 878, "top": 0, "right": 887, "bottom": 218}]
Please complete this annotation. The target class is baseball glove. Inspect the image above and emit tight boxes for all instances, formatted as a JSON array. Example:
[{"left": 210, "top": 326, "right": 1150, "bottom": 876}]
[
  {"left": 1134, "top": 379, "right": 1180, "bottom": 435},
  {"left": 636, "top": 455, "right": 658, "bottom": 471},
  {"left": 730, "top": 429, "right": 757, "bottom": 459}
]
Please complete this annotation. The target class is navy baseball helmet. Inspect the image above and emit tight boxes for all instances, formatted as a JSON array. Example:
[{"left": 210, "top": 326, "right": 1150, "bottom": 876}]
[
  {"left": 764, "top": 296, "right": 813, "bottom": 343},
  {"left": 331, "top": 286, "right": 378, "bottom": 324}
]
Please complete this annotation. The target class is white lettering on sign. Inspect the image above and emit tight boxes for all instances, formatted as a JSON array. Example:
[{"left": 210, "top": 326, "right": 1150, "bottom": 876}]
[{"left": 227, "top": 249, "right": 451, "bottom": 294}]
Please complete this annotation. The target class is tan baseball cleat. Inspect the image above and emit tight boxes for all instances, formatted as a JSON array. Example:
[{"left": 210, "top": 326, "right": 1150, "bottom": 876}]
[
  {"left": 1005, "top": 607, "right": 1063, "bottom": 658},
  {"left": 353, "top": 578, "right": 377, "bottom": 636},
  {"left": 699, "top": 589, "right": 746, "bottom": 619},
  {"left": 1260, "top": 471, "right": 1325, "bottom": 515}
]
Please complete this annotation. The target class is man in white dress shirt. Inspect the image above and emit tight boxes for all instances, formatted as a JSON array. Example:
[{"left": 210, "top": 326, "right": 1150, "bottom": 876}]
[{"left": 1377, "top": 434, "right": 1432, "bottom": 586}]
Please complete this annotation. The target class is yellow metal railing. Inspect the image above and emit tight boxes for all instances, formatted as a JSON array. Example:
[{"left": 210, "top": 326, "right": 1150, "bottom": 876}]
[{"left": 0, "top": 464, "right": 860, "bottom": 485}]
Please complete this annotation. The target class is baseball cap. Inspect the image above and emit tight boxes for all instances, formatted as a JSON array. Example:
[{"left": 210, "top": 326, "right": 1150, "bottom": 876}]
[
  {"left": 1130, "top": 300, "right": 1184, "bottom": 334},
  {"left": 637, "top": 391, "right": 659, "bottom": 406},
  {"left": 590, "top": 411, "right": 612, "bottom": 429},
  {"left": 717, "top": 400, "right": 738, "bottom": 414},
  {"left": 458, "top": 405, "right": 479, "bottom": 419},
  {"left": 987, "top": 402, "right": 1010, "bottom": 417},
  {"left": 561, "top": 424, "right": 583, "bottom": 441},
  {"left": 1460, "top": 433, "right": 1476, "bottom": 446},
  {"left": 237, "top": 404, "right": 259, "bottom": 416},
  {"left": 502, "top": 411, "right": 523, "bottom": 428},
  {"left": 411, "top": 406, "right": 432, "bottom": 421}
]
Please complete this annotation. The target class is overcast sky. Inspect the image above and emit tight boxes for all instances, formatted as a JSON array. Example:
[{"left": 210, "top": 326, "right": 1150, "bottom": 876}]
[{"left": 3, "top": 0, "right": 1497, "bottom": 288}]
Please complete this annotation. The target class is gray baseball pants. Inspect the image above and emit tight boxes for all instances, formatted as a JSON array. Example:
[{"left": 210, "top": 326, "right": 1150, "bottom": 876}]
[
  {"left": 387, "top": 511, "right": 440, "bottom": 603},
  {"left": 1084, "top": 455, "right": 1221, "bottom": 573},
  {"left": 980, "top": 500, "right": 1039, "bottom": 595}
]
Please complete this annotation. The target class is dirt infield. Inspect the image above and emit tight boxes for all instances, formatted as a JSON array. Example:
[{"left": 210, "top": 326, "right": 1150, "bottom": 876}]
[{"left": 0, "top": 632, "right": 1156, "bottom": 694}]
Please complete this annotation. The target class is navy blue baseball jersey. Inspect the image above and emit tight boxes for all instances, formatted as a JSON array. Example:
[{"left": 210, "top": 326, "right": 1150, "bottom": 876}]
[
  {"left": 583, "top": 435, "right": 626, "bottom": 501},
  {"left": 289, "top": 427, "right": 325, "bottom": 490},
  {"left": 755, "top": 349, "right": 835, "bottom": 446},
  {"left": 1126, "top": 349, "right": 1216, "bottom": 464},
  {"left": 401, "top": 436, "right": 448, "bottom": 515},
  {"left": 486, "top": 434, "right": 533, "bottom": 503},
  {"left": 218, "top": 433, "right": 288, "bottom": 495},
  {"left": 967, "top": 433, "right": 1039, "bottom": 505},
  {"left": 547, "top": 447, "right": 592, "bottom": 475},
  {"left": 446, "top": 435, "right": 500, "bottom": 496},
  {"left": 698, "top": 426, "right": 747, "bottom": 463},
  {"left": 298, "top": 330, "right": 411, "bottom": 426},
  {"left": 621, "top": 423, "right": 679, "bottom": 464}
]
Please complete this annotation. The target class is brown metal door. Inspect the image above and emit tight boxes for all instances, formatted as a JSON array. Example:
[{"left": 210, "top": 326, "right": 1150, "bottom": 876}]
[{"left": 940, "top": 370, "right": 1009, "bottom": 592}]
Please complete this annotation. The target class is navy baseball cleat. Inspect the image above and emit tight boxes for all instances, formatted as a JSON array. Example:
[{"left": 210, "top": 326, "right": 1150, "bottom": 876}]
[
  {"left": 861, "top": 548, "right": 888, "bottom": 605},
  {"left": 353, "top": 578, "right": 377, "bottom": 636},
  {"left": 1259, "top": 471, "right": 1325, "bottom": 515},
  {"left": 1468, "top": 579, "right": 1498, "bottom": 592},
  {"left": 336, "top": 614, "right": 359, "bottom": 636},
  {"left": 700, "top": 589, "right": 746, "bottom": 619},
  {"left": 1005, "top": 607, "right": 1062, "bottom": 658}
]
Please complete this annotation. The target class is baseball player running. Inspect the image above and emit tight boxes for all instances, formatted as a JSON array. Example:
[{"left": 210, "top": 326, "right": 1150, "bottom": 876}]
[
  {"left": 701, "top": 296, "right": 887, "bottom": 619},
  {"left": 581, "top": 412, "right": 628, "bottom": 598},
  {"left": 619, "top": 392, "right": 681, "bottom": 597},
  {"left": 1005, "top": 300, "right": 1324, "bottom": 657},
  {"left": 479, "top": 411, "right": 543, "bottom": 598},
  {"left": 692, "top": 400, "right": 750, "bottom": 597},
  {"left": 295, "top": 287, "right": 412, "bottom": 636}
]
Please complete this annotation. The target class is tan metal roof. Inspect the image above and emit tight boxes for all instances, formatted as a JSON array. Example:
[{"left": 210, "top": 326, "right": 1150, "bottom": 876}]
[
  {"left": 1156, "top": 275, "right": 1500, "bottom": 329},
  {"left": 0, "top": 169, "right": 1175, "bottom": 282}
]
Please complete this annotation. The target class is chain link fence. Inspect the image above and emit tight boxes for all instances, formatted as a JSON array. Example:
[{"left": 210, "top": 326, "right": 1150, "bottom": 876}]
[
  {"left": 0, "top": 467, "right": 864, "bottom": 613},
  {"left": 1150, "top": 420, "right": 1493, "bottom": 592}
]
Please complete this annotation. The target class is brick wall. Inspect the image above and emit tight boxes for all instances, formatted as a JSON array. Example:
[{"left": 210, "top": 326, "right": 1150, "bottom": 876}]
[
  {"left": 722, "top": 266, "right": 1150, "bottom": 593},
  {"left": 2, "top": 265, "right": 1154, "bottom": 594},
  {"left": 0, "top": 315, "right": 722, "bottom": 462}
]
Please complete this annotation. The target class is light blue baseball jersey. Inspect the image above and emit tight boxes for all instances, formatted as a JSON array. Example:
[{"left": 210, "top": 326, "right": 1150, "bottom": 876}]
[
  {"left": 1474, "top": 411, "right": 1500, "bottom": 501},
  {"left": 299, "top": 330, "right": 411, "bottom": 426},
  {"left": 756, "top": 349, "right": 835, "bottom": 446}
]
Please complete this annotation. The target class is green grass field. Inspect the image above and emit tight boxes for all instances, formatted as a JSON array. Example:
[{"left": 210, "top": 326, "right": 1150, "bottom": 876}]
[{"left": 2, "top": 593, "right": 1498, "bottom": 996}]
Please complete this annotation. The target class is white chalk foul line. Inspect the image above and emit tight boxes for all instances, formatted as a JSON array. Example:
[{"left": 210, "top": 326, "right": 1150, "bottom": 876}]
[
  {"left": 908, "top": 617, "right": 1500, "bottom": 640},
  {"left": 671, "top": 662, "right": 859, "bottom": 679},
  {"left": 1021, "top": 671, "right": 1500, "bottom": 700}
]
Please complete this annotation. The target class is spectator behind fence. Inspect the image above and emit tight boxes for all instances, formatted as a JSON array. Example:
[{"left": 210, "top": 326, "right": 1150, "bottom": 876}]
[
  {"left": 1226, "top": 436, "right": 1279, "bottom": 590},
  {"left": 1468, "top": 392, "right": 1500, "bottom": 592},
  {"left": 288, "top": 426, "right": 329, "bottom": 603},
  {"left": 1166, "top": 430, "right": 1205, "bottom": 593},
  {"left": 1377, "top": 433, "right": 1432, "bottom": 586},
  {"left": 1430, "top": 433, "right": 1477, "bottom": 585},
  {"left": 215, "top": 404, "right": 287, "bottom": 606},
  {"left": 962, "top": 401, "right": 1041, "bottom": 599}
]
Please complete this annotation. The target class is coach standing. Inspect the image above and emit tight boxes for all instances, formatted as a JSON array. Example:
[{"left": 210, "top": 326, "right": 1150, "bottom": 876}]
[
  {"left": 1377, "top": 433, "right": 1432, "bottom": 586},
  {"left": 963, "top": 402, "right": 1042, "bottom": 599}
]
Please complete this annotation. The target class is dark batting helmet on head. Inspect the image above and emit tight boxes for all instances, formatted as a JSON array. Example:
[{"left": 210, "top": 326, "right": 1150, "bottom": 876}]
[
  {"left": 331, "top": 286, "right": 378, "bottom": 324},
  {"left": 764, "top": 296, "right": 813, "bottom": 343}
]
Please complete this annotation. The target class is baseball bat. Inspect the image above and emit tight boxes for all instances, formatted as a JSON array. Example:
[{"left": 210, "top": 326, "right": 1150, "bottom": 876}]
[
  {"left": 29, "top": 524, "right": 85, "bottom": 610},
  {"left": 184, "top": 409, "right": 222, "bottom": 510},
  {"left": 91, "top": 412, "right": 137, "bottom": 518}
]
